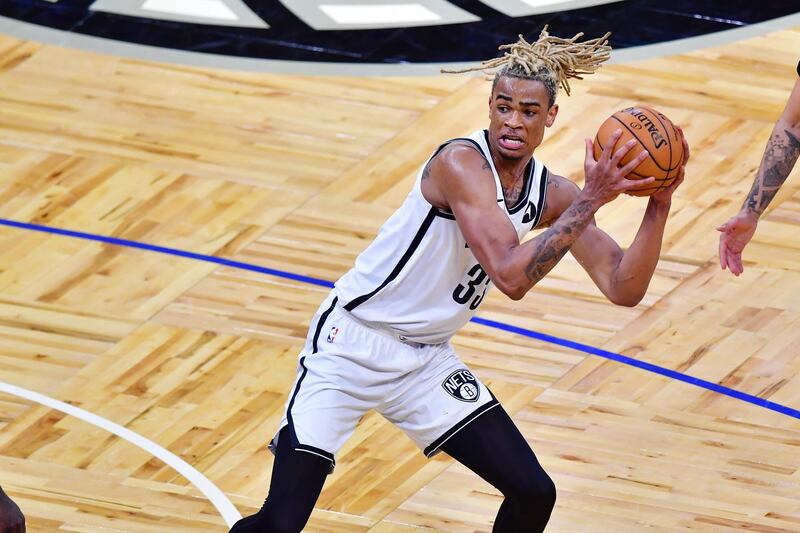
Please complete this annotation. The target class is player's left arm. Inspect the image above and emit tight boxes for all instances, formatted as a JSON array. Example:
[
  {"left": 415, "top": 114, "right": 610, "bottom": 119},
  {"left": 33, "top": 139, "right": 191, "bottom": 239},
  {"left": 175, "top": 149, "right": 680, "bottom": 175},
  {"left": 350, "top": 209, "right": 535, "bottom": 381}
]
[
  {"left": 717, "top": 74, "right": 800, "bottom": 275},
  {"left": 569, "top": 131, "right": 689, "bottom": 306},
  {"left": 571, "top": 195, "right": 671, "bottom": 306}
]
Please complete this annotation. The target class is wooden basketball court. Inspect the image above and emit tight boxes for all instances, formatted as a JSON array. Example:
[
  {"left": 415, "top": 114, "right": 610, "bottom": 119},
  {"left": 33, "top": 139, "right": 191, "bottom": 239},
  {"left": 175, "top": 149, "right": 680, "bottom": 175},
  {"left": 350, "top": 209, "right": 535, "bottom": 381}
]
[{"left": 0, "top": 23, "right": 799, "bottom": 532}]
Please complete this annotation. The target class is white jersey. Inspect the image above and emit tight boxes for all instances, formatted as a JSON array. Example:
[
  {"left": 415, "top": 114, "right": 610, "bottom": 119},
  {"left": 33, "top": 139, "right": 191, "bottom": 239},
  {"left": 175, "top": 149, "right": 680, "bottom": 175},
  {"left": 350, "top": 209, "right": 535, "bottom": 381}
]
[{"left": 334, "top": 129, "right": 549, "bottom": 344}]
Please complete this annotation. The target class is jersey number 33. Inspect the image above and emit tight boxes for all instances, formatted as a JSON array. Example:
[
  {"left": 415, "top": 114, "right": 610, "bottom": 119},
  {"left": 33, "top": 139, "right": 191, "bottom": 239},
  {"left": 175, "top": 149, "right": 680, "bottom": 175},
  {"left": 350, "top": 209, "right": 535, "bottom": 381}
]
[{"left": 452, "top": 264, "right": 490, "bottom": 310}]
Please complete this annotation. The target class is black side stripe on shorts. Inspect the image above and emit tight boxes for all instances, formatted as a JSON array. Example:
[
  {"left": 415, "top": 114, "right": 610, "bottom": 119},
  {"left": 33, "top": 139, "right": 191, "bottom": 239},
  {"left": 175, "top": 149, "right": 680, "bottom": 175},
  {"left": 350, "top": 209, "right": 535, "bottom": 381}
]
[
  {"left": 344, "top": 207, "right": 437, "bottom": 311},
  {"left": 311, "top": 296, "right": 339, "bottom": 354},
  {"left": 285, "top": 296, "right": 338, "bottom": 466},
  {"left": 424, "top": 391, "right": 499, "bottom": 457}
]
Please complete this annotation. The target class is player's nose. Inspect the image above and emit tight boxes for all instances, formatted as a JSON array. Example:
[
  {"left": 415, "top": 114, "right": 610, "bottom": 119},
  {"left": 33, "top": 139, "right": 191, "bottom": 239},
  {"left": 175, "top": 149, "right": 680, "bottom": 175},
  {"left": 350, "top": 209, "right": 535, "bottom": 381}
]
[{"left": 504, "top": 111, "right": 523, "bottom": 128}]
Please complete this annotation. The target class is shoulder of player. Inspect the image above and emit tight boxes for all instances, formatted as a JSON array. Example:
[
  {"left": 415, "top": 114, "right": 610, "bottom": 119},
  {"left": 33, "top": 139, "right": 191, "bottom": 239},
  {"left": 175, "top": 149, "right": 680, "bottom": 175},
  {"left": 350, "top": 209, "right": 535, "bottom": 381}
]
[
  {"left": 421, "top": 141, "right": 495, "bottom": 211},
  {"left": 433, "top": 141, "right": 490, "bottom": 174},
  {"left": 429, "top": 142, "right": 494, "bottom": 192}
]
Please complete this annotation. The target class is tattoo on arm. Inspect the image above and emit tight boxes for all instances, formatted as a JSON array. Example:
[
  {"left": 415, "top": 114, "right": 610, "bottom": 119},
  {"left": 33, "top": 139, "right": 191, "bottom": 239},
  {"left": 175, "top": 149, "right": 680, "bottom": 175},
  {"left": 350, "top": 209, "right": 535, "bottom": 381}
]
[
  {"left": 745, "top": 128, "right": 800, "bottom": 214},
  {"left": 422, "top": 161, "right": 432, "bottom": 180},
  {"left": 525, "top": 198, "right": 594, "bottom": 283}
]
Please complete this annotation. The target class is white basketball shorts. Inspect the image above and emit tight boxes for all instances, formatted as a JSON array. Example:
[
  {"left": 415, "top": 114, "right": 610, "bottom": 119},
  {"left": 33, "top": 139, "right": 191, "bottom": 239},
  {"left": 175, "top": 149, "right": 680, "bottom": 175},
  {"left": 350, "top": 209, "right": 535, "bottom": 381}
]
[{"left": 270, "top": 292, "right": 498, "bottom": 471}]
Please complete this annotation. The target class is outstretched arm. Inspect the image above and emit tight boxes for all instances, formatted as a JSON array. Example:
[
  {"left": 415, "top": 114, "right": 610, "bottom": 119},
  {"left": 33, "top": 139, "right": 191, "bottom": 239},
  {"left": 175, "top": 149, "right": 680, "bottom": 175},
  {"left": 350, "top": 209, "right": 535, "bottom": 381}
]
[{"left": 718, "top": 72, "right": 800, "bottom": 276}]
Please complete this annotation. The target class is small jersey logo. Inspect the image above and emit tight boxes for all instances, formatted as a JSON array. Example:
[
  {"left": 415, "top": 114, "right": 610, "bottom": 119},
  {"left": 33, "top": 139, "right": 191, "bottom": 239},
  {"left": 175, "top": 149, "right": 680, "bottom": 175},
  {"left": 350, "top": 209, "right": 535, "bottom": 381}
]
[
  {"left": 522, "top": 201, "right": 536, "bottom": 224},
  {"left": 326, "top": 326, "right": 339, "bottom": 343},
  {"left": 442, "top": 369, "right": 480, "bottom": 402}
]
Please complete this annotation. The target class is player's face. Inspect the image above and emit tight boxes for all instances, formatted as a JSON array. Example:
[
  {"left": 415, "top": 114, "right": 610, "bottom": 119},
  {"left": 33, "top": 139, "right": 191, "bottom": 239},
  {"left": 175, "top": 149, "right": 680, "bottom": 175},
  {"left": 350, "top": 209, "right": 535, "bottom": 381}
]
[{"left": 488, "top": 76, "right": 558, "bottom": 160}]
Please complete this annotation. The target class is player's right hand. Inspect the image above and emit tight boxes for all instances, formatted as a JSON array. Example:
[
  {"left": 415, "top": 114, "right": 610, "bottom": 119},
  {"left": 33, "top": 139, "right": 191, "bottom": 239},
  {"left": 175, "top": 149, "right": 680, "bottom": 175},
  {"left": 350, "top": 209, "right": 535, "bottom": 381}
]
[
  {"left": 582, "top": 129, "right": 653, "bottom": 207},
  {"left": 717, "top": 210, "right": 759, "bottom": 276}
]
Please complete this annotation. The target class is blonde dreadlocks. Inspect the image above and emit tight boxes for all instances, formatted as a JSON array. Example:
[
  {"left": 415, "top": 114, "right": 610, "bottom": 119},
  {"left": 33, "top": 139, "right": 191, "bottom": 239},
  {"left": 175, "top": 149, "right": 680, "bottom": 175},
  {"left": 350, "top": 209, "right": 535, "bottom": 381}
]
[{"left": 443, "top": 26, "right": 611, "bottom": 106}]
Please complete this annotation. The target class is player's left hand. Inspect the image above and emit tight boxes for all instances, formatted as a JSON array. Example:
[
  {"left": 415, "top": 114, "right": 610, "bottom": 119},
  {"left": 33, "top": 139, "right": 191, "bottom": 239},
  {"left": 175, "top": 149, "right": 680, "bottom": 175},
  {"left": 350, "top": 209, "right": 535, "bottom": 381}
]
[
  {"left": 717, "top": 210, "right": 758, "bottom": 276},
  {"left": 650, "top": 126, "right": 690, "bottom": 206}
]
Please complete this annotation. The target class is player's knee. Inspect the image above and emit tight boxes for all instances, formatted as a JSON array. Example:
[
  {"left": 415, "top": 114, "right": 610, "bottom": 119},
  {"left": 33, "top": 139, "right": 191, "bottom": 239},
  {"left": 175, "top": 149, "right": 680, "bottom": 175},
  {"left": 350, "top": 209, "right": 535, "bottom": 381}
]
[
  {"left": 262, "top": 515, "right": 307, "bottom": 533},
  {"left": 537, "top": 473, "right": 557, "bottom": 511},
  {"left": 506, "top": 470, "right": 556, "bottom": 512}
]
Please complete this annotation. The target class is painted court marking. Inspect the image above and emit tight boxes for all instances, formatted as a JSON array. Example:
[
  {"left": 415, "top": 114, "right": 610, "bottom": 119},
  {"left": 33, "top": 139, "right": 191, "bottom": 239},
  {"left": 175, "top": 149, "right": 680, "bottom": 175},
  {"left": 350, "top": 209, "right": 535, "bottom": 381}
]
[
  {"left": 0, "top": 381, "right": 242, "bottom": 526},
  {"left": 1, "top": 217, "right": 798, "bottom": 421}
]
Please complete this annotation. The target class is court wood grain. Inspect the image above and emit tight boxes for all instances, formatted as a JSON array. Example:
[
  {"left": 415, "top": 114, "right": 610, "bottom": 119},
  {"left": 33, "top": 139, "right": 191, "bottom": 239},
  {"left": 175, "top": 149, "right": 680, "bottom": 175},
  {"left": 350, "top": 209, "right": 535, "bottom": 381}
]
[{"left": 0, "top": 26, "right": 798, "bottom": 532}]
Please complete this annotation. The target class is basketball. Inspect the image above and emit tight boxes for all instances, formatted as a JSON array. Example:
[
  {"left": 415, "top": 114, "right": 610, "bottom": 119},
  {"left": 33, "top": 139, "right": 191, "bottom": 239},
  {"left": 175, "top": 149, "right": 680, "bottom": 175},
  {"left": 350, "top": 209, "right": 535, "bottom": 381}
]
[{"left": 593, "top": 106, "right": 684, "bottom": 196}]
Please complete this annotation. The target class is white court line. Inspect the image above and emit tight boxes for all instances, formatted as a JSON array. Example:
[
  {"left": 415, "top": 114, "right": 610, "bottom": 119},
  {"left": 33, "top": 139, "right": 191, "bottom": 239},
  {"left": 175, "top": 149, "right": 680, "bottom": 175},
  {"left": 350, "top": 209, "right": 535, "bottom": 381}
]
[{"left": 0, "top": 381, "right": 242, "bottom": 527}]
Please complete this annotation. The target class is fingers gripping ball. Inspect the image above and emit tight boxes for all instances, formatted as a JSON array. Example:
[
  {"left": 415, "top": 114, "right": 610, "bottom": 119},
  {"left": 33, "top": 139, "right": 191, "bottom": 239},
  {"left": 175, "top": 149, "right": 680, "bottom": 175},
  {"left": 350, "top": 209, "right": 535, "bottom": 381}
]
[{"left": 594, "top": 106, "right": 684, "bottom": 196}]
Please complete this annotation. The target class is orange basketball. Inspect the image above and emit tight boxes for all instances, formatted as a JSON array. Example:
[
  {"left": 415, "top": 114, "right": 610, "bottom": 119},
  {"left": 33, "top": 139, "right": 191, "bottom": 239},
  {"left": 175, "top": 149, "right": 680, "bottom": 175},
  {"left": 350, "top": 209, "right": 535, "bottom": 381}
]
[{"left": 593, "top": 106, "right": 684, "bottom": 196}]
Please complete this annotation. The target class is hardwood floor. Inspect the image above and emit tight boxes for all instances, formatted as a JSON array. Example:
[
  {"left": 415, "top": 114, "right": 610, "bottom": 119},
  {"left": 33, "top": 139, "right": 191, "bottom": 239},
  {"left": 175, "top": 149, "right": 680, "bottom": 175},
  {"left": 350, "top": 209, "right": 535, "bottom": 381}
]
[{"left": 0, "top": 26, "right": 799, "bottom": 532}]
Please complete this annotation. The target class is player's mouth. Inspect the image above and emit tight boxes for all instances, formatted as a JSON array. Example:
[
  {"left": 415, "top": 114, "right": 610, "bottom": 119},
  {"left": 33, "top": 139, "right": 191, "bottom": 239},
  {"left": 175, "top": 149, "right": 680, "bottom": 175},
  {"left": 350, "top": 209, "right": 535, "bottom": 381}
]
[{"left": 498, "top": 134, "right": 525, "bottom": 150}]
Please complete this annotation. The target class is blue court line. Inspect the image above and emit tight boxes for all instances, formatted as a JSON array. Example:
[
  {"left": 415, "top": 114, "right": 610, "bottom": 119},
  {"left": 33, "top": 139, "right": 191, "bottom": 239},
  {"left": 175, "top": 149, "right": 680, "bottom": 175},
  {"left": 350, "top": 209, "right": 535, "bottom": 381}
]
[{"left": 2, "top": 217, "right": 798, "bottom": 421}]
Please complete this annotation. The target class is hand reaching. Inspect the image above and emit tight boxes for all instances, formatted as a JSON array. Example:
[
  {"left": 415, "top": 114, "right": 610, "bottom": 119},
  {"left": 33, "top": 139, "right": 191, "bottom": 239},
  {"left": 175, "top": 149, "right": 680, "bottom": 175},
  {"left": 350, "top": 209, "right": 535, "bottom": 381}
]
[
  {"left": 583, "top": 130, "right": 654, "bottom": 207},
  {"left": 717, "top": 210, "right": 759, "bottom": 276}
]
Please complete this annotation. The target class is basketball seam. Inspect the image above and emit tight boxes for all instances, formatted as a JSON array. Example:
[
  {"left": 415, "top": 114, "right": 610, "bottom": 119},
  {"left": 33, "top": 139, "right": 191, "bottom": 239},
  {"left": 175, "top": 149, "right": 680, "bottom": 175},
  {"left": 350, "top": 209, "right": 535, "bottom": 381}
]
[
  {"left": 643, "top": 107, "right": 678, "bottom": 171},
  {"left": 594, "top": 136, "right": 673, "bottom": 193},
  {"left": 610, "top": 115, "right": 670, "bottom": 173}
]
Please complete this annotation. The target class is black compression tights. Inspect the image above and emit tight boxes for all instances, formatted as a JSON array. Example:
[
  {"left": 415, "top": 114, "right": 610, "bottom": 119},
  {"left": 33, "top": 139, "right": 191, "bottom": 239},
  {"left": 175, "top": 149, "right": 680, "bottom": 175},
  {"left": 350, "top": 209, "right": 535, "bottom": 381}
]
[
  {"left": 228, "top": 427, "right": 329, "bottom": 533},
  {"left": 230, "top": 406, "right": 555, "bottom": 533},
  {"left": 441, "top": 405, "right": 556, "bottom": 532}
]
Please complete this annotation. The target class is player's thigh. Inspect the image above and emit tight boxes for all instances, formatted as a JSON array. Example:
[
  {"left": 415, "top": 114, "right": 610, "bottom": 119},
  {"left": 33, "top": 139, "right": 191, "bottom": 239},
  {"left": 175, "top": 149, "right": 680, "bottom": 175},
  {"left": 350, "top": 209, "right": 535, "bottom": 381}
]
[
  {"left": 440, "top": 403, "right": 553, "bottom": 499},
  {"left": 379, "top": 344, "right": 497, "bottom": 456}
]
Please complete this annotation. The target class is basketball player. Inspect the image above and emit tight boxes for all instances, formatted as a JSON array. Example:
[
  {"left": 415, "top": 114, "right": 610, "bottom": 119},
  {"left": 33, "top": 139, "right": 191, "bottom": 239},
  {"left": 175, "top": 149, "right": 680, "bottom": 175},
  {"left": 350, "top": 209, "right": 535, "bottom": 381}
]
[
  {"left": 0, "top": 486, "right": 25, "bottom": 532},
  {"left": 718, "top": 60, "right": 800, "bottom": 275},
  {"left": 230, "top": 29, "right": 689, "bottom": 533}
]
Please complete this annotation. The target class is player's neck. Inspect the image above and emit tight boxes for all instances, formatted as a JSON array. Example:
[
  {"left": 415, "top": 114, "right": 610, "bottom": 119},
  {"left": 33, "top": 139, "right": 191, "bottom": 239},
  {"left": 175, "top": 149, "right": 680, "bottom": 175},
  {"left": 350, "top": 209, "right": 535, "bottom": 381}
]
[{"left": 492, "top": 152, "right": 533, "bottom": 187}]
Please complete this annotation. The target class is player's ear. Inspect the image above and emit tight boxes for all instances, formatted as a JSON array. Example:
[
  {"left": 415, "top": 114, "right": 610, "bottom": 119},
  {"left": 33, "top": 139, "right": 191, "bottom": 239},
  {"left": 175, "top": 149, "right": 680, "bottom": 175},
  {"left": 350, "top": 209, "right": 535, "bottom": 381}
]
[{"left": 545, "top": 103, "right": 559, "bottom": 127}]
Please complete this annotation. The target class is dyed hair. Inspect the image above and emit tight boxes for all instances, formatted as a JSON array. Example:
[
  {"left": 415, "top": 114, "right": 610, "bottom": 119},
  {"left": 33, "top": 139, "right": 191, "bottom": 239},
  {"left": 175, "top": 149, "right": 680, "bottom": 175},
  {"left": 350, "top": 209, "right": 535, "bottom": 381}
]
[{"left": 445, "top": 26, "right": 612, "bottom": 107}]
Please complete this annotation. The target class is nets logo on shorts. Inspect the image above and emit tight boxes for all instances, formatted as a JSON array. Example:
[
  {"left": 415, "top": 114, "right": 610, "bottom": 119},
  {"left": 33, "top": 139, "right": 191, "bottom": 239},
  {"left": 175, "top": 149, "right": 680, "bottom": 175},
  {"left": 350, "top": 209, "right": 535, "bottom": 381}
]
[{"left": 442, "top": 369, "right": 480, "bottom": 403}]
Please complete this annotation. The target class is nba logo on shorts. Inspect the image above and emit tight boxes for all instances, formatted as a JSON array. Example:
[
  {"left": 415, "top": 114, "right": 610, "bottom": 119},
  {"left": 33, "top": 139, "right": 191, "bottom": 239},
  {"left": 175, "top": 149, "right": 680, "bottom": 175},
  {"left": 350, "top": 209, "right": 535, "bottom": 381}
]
[
  {"left": 326, "top": 326, "right": 339, "bottom": 343},
  {"left": 442, "top": 369, "right": 480, "bottom": 402}
]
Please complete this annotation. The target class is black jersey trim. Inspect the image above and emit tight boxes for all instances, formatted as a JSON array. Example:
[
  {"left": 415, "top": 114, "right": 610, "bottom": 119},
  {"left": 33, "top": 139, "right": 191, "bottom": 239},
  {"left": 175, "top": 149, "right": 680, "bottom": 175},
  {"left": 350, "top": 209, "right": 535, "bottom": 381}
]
[
  {"left": 424, "top": 392, "right": 499, "bottom": 457},
  {"left": 344, "top": 208, "right": 437, "bottom": 311},
  {"left": 483, "top": 130, "right": 534, "bottom": 213},
  {"left": 433, "top": 137, "right": 484, "bottom": 159},
  {"left": 797, "top": 60, "right": 799, "bottom": 77},
  {"left": 311, "top": 296, "right": 339, "bottom": 354},
  {"left": 507, "top": 158, "right": 535, "bottom": 214},
  {"left": 426, "top": 137, "right": 487, "bottom": 221},
  {"left": 531, "top": 165, "right": 549, "bottom": 228}
]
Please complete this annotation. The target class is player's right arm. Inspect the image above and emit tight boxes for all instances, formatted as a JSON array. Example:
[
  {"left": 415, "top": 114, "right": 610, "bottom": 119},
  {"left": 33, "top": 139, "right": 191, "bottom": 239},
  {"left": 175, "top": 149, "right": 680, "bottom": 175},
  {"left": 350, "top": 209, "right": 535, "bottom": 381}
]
[
  {"left": 423, "top": 130, "right": 651, "bottom": 300},
  {"left": 717, "top": 72, "right": 800, "bottom": 276}
]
